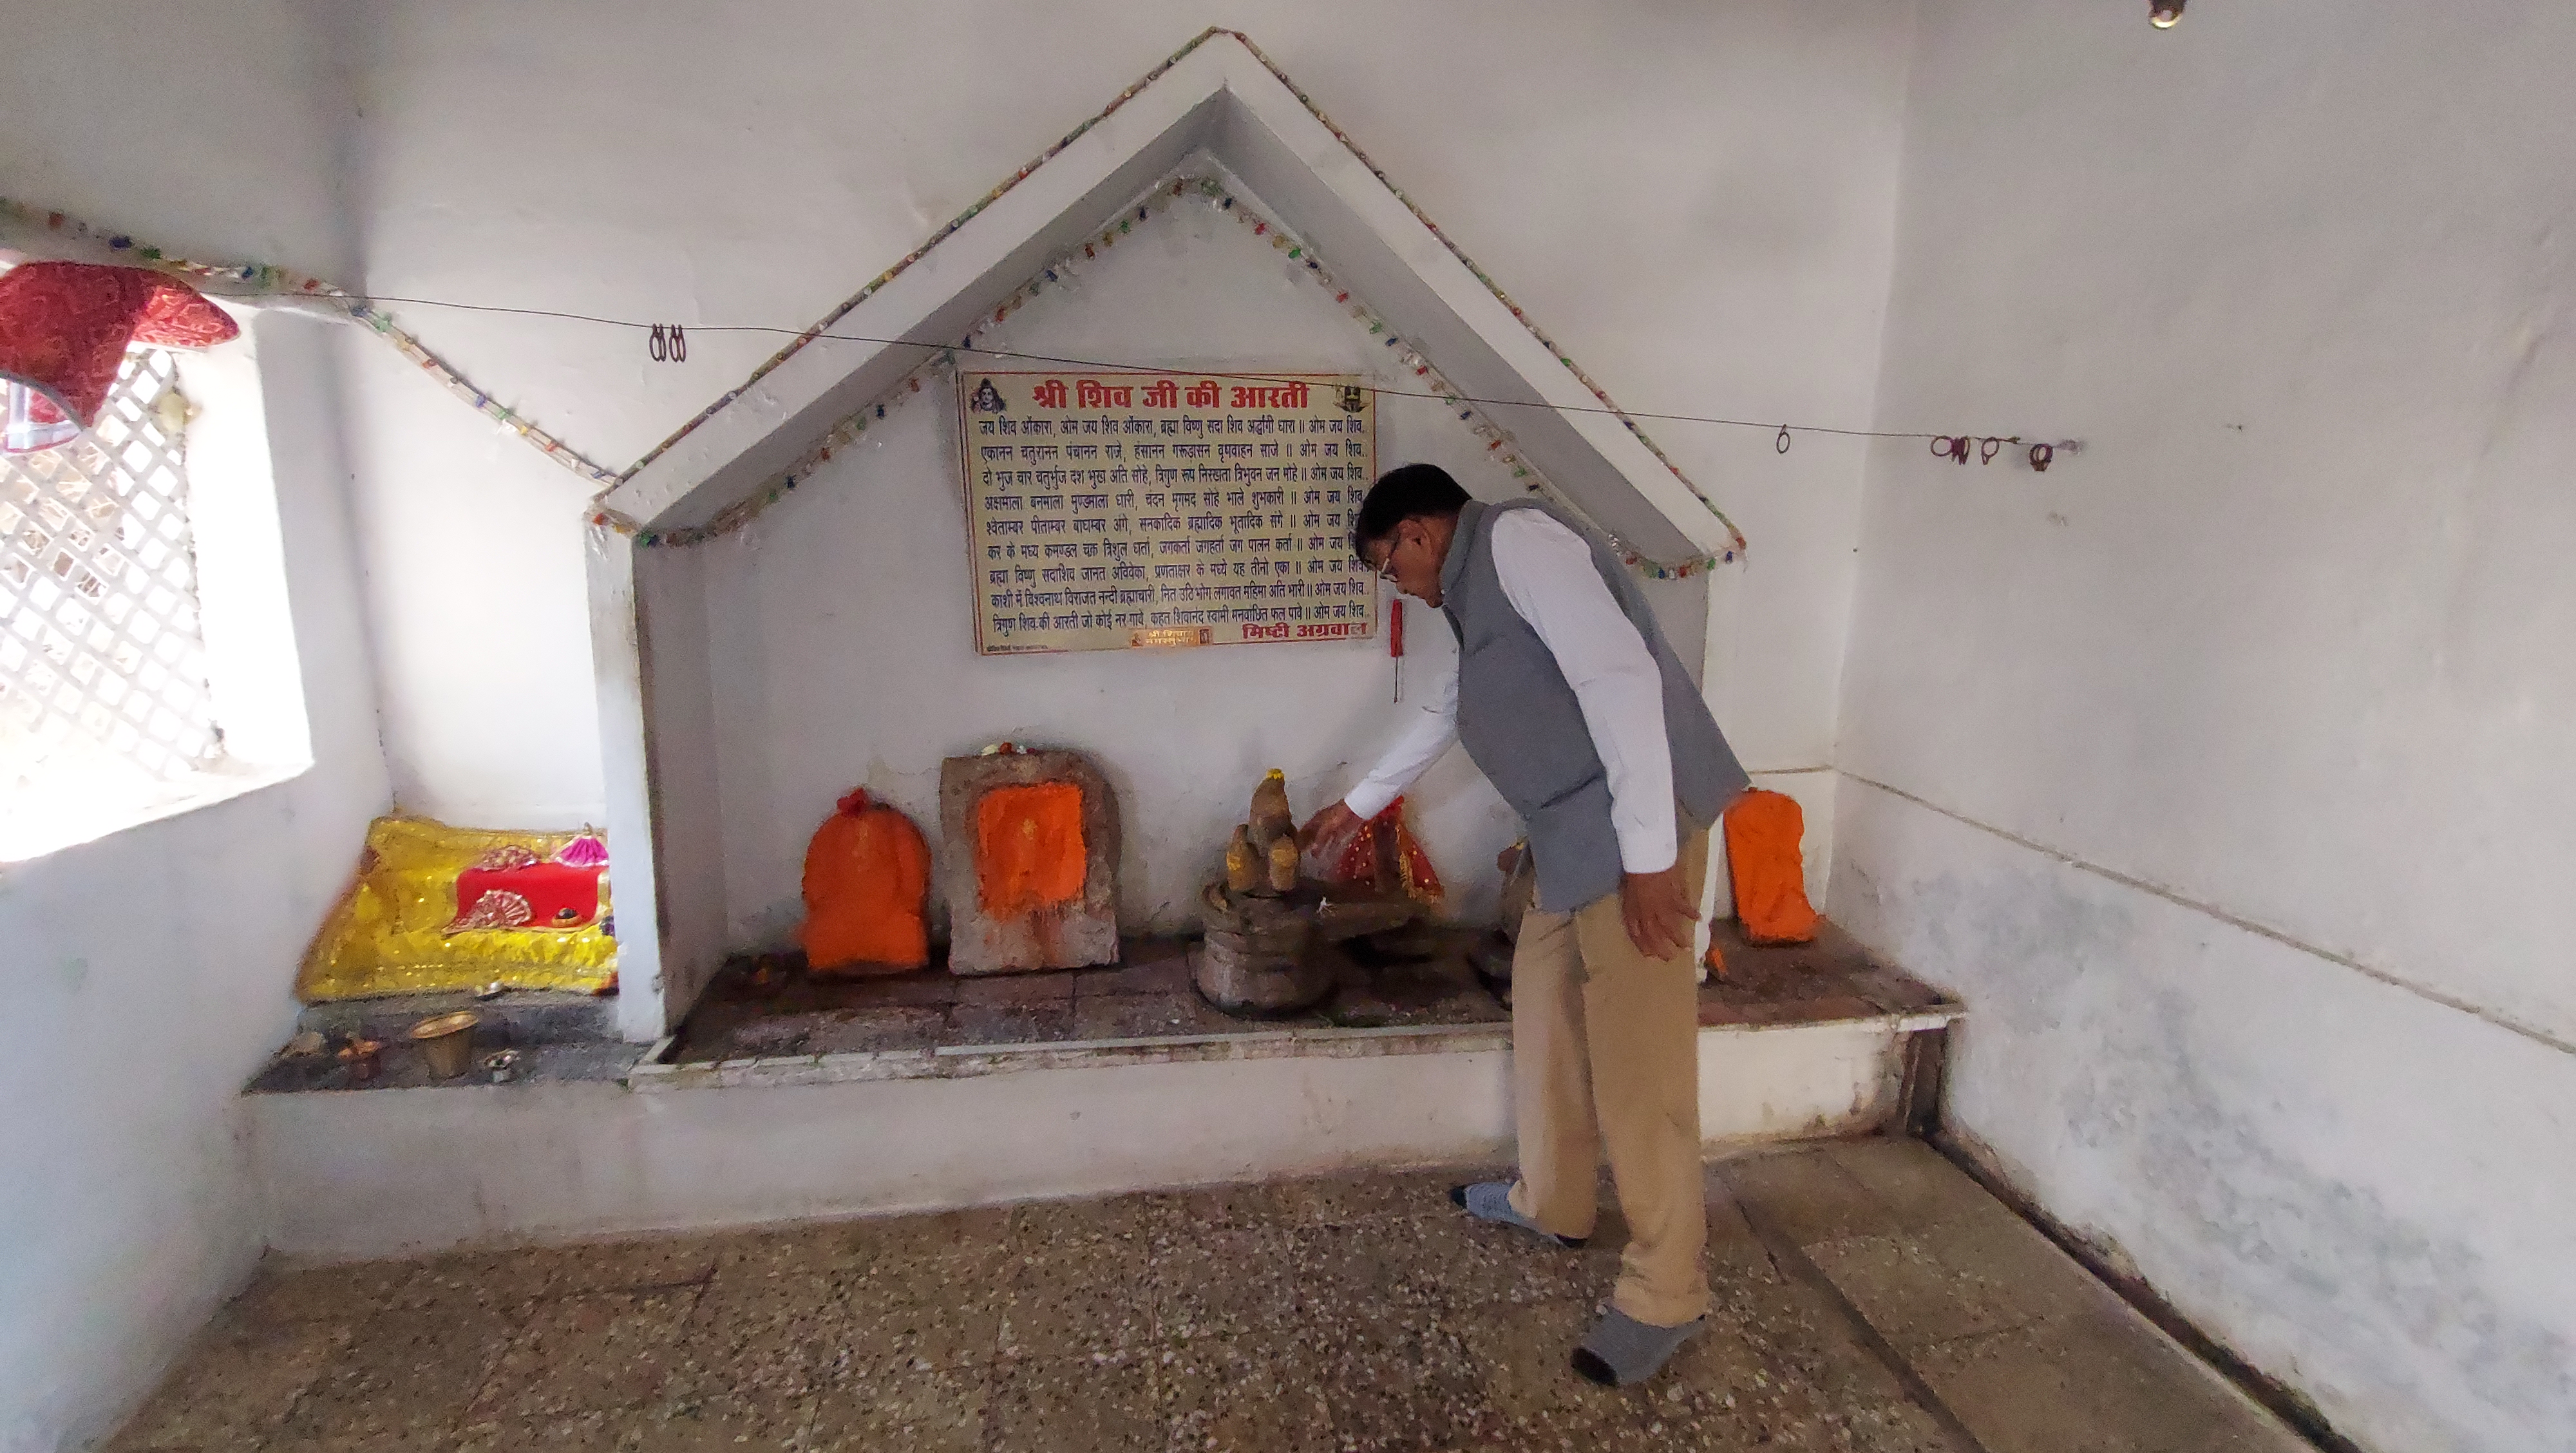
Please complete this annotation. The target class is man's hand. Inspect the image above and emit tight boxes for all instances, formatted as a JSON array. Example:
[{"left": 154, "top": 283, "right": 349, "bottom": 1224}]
[
  {"left": 1298, "top": 801, "right": 1363, "bottom": 856},
  {"left": 1618, "top": 866, "right": 1698, "bottom": 961}
]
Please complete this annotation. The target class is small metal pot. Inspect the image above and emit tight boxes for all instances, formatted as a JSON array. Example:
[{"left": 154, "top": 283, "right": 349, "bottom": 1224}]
[{"left": 408, "top": 1011, "right": 482, "bottom": 1079}]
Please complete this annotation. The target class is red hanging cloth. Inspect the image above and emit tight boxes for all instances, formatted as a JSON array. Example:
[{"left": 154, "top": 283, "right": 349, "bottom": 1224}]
[{"left": 0, "top": 261, "right": 240, "bottom": 435}]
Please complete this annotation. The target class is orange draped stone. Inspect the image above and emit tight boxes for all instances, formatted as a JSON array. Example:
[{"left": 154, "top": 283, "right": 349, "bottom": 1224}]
[
  {"left": 800, "top": 790, "right": 931, "bottom": 974},
  {"left": 1723, "top": 788, "right": 1820, "bottom": 945},
  {"left": 974, "top": 781, "right": 1088, "bottom": 918}
]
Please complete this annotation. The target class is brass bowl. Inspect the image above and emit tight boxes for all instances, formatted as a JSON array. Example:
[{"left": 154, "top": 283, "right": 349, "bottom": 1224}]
[{"left": 408, "top": 1011, "right": 482, "bottom": 1079}]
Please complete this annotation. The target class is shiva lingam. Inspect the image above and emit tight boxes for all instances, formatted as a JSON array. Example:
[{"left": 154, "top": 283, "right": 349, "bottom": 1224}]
[{"left": 1192, "top": 770, "right": 1426, "bottom": 1016}]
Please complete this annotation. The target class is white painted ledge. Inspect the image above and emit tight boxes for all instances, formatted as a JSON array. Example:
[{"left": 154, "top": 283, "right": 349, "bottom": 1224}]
[{"left": 245, "top": 1013, "right": 1953, "bottom": 1261}]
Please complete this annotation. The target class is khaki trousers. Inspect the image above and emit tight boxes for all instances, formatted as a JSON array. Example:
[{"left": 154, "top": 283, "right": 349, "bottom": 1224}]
[{"left": 1504, "top": 826, "right": 1710, "bottom": 1327}]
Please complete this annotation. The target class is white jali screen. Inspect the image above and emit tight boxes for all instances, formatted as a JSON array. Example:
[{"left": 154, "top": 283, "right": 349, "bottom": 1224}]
[{"left": 957, "top": 370, "right": 1379, "bottom": 655}]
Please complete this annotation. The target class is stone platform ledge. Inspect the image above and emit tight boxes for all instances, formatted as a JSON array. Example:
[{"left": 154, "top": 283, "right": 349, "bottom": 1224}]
[
  {"left": 622, "top": 1007, "right": 1960, "bottom": 1094},
  {"left": 626, "top": 1020, "right": 1515, "bottom": 1092}
]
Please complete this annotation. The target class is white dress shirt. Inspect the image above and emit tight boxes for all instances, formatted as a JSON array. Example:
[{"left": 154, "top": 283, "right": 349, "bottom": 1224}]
[{"left": 1343, "top": 509, "right": 1678, "bottom": 873}]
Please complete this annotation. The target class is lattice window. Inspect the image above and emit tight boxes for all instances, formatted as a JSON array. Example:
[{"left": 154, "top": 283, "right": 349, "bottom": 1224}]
[{"left": 0, "top": 352, "right": 225, "bottom": 786}]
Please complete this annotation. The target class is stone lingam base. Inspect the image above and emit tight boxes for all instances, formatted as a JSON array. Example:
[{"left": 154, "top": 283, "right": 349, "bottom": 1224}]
[
  {"left": 940, "top": 748, "right": 1121, "bottom": 975},
  {"left": 1192, "top": 878, "right": 1426, "bottom": 1016}
]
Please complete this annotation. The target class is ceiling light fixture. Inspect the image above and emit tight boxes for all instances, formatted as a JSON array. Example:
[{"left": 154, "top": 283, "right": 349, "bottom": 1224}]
[{"left": 2150, "top": 0, "right": 2185, "bottom": 27}]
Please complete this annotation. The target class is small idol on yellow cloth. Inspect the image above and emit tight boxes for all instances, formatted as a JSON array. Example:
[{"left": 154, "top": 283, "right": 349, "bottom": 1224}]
[{"left": 297, "top": 815, "right": 618, "bottom": 1003}]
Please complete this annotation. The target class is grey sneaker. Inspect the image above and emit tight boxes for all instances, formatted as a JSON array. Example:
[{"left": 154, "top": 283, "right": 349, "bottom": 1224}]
[
  {"left": 1571, "top": 1307, "right": 1705, "bottom": 1386},
  {"left": 1448, "top": 1181, "right": 1587, "bottom": 1249}
]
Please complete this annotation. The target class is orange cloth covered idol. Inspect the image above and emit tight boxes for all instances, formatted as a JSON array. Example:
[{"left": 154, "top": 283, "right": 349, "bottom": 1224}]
[
  {"left": 1723, "top": 788, "right": 1819, "bottom": 945},
  {"left": 800, "top": 790, "right": 931, "bottom": 974}
]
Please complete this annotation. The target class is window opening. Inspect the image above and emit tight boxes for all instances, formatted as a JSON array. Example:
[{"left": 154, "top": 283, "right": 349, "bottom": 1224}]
[{"left": 0, "top": 350, "right": 225, "bottom": 794}]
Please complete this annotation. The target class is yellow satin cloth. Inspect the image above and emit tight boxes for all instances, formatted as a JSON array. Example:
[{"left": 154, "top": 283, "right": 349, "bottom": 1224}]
[{"left": 296, "top": 815, "right": 618, "bottom": 1002}]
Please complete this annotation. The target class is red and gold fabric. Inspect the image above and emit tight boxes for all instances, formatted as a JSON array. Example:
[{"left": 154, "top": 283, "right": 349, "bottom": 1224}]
[{"left": 297, "top": 815, "right": 618, "bottom": 1002}]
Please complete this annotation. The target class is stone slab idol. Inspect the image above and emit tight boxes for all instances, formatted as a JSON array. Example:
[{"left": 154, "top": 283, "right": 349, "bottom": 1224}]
[{"left": 939, "top": 746, "right": 1121, "bottom": 974}]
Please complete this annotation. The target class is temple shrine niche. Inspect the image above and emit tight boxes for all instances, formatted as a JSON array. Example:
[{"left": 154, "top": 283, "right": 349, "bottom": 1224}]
[{"left": 938, "top": 745, "right": 1121, "bottom": 974}]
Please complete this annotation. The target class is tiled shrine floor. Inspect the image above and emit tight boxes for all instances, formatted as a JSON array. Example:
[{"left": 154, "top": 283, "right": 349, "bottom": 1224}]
[
  {"left": 111, "top": 1140, "right": 2303, "bottom": 1452},
  {"left": 670, "top": 918, "right": 1957, "bottom": 1065}
]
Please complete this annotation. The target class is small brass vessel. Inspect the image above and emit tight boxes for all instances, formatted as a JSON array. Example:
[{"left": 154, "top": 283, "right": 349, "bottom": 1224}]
[{"left": 408, "top": 1011, "right": 482, "bottom": 1079}]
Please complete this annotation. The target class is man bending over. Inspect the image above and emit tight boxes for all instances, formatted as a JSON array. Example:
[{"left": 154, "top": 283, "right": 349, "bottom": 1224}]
[{"left": 1302, "top": 463, "right": 1750, "bottom": 1385}]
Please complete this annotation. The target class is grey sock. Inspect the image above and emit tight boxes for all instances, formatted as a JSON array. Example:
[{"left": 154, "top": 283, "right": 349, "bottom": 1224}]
[
  {"left": 1571, "top": 1308, "right": 1704, "bottom": 1387},
  {"left": 1448, "top": 1181, "right": 1587, "bottom": 1248}
]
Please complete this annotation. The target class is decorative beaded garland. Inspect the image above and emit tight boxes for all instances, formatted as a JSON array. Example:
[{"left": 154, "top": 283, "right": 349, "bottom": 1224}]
[
  {"left": 3, "top": 28, "right": 1750, "bottom": 577},
  {"left": 0, "top": 196, "right": 620, "bottom": 486},
  {"left": 598, "top": 174, "right": 1738, "bottom": 576}
]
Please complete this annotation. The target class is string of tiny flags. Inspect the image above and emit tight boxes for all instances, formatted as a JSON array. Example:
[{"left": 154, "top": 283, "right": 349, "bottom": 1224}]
[
  {"left": 2, "top": 171, "right": 1738, "bottom": 574},
  {"left": 0, "top": 27, "right": 2058, "bottom": 578},
  {"left": 0, "top": 196, "right": 621, "bottom": 487},
  {"left": 1201, "top": 178, "right": 1737, "bottom": 576},
  {"left": 594, "top": 173, "right": 1733, "bottom": 575},
  {"left": 1216, "top": 30, "right": 1749, "bottom": 569},
  {"left": 589, "top": 26, "right": 1749, "bottom": 570}
]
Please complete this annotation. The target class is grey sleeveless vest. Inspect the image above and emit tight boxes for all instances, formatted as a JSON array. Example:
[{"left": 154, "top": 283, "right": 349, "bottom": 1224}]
[{"left": 1439, "top": 499, "right": 1749, "bottom": 913}]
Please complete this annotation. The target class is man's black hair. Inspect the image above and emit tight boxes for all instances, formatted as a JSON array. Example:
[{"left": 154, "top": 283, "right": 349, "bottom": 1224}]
[{"left": 1349, "top": 463, "right": 1471, "bottom": 562}]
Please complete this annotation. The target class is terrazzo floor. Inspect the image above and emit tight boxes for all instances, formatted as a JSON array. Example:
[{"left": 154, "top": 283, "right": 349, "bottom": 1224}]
[{"left": 108, "top": 1140, "right": 2306, "bottom": 1452}]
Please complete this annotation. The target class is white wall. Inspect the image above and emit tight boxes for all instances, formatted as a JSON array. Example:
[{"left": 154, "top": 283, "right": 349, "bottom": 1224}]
[
  {"left": 249, "top": 1020, "right": 1908, "bottom": 1262},
  {"left": 1835, "top": 3, "right": 2576, "bottom": 1450},
  {"left": 330, "top": 0, "right": 1915, "bottom": 846},
  {"left": 0, "top": 322, "right": 386, "bottom": 1453},
  {"left": 0, "top": 8, "right": 391, "bottom": 1450}
]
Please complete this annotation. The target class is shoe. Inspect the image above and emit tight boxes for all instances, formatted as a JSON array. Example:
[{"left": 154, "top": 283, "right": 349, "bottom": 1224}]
[
  {"left": 1448, "top": 1181, "right": 1587, "bottom": 1249},
  {"left": 1570, "top": 1307, "right": 1704, "bottom": 1387}
]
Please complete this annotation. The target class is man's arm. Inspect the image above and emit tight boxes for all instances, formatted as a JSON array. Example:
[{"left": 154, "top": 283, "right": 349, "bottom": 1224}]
[
  {"left": 1303, "top": 656, "right": 1457, "bottom": 850},
  {"left": 1344, "top": 660, "right": 1457, "bottom": 819}
]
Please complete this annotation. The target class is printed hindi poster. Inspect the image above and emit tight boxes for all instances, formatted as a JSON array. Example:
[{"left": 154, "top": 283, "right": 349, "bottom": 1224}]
[{"left": 957, "top": 370, "right": 1379, "bottom": 655}]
